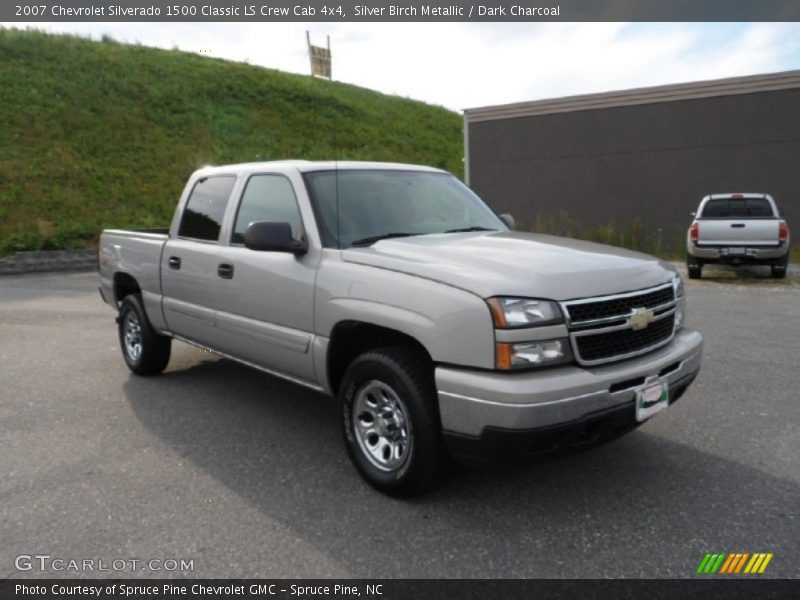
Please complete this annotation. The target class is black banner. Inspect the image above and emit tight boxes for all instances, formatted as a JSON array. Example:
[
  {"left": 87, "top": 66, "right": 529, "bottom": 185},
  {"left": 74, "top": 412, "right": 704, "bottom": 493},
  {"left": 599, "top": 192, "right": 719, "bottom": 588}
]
[
  {"left": 4, "top": 0, "right": 800, "bottom": 22},
  {"left": 1, "top": 580, "right": 798, "bottom": 600}
]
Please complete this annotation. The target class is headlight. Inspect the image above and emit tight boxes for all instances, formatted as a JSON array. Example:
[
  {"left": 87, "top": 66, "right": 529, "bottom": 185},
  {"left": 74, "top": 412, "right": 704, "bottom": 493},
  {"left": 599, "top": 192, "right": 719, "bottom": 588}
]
[
  {"left": 496, "top": 338, "right": 573, "bottom": 370},
  {"left": 673, "top": 274, "right": 684, "bottom": 298},
  {"left": 487, "top": 297, "right": 564, "bottom": 328}
]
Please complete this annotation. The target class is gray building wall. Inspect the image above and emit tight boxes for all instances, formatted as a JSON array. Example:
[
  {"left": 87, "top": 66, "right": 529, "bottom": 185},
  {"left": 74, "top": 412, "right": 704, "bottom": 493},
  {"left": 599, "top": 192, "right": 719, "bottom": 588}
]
[{"left": 466, "top": 75, "right": 800, "bottom": 254}]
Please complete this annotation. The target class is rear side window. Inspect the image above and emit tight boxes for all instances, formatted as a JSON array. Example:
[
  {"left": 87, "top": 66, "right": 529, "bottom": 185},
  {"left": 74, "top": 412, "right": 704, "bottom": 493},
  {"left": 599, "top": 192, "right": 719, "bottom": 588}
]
[
  {"left": 232, "top": 175, "right": 303, "bottom": 244},
  {"left": 700, "top": 198, "right": 774, "bottom": 218},
  {"left": 178, "top": 176, "right": 236, "bottom": 241}
]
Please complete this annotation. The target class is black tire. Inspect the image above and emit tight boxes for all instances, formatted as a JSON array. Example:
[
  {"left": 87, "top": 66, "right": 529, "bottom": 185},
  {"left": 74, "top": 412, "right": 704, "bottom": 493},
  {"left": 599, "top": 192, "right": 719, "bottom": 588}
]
[
  {"left": 118, "top": 294, "right": 171, "bottom": 376},
  {"left": 771, "top": 255, "right": 788, "bottom": 279},
  {"left": 340, "top": 346, "right": 448, "bottom": 496},
  {"left": 686, "top": 255, "right": 702, "bottom": 279}
]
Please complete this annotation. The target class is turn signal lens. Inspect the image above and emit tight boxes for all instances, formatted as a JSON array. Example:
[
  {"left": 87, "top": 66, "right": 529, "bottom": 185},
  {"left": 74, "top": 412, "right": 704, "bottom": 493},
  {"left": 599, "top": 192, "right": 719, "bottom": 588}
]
[{"left": 496, "top": 343, "right": 513, "bottom": 369}]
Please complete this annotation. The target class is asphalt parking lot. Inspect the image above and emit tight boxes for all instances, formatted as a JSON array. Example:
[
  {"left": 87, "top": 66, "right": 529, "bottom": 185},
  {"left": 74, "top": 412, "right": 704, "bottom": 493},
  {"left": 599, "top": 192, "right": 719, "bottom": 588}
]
[{"left": 1, "top": 268, "right": 798, "bottom": 579}]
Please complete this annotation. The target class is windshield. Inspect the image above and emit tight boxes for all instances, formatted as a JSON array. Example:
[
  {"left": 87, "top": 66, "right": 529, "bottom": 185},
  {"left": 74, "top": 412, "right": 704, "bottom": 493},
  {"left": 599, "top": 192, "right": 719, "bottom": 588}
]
[{"left": 303, "top": 170, "right": 506, "bottom": 247}]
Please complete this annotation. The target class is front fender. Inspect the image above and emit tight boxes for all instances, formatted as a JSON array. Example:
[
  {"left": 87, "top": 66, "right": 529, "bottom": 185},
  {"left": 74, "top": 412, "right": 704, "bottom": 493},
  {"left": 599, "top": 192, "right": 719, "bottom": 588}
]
[{"left": 315, "top": 258, "right": 496, "bottom": 370}]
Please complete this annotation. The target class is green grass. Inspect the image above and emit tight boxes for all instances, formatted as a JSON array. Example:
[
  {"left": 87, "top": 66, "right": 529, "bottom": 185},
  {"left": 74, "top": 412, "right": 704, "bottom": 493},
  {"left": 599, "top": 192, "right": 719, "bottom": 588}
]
[{"left": 0, "top": 28, "right": 463, "bottom": 253}]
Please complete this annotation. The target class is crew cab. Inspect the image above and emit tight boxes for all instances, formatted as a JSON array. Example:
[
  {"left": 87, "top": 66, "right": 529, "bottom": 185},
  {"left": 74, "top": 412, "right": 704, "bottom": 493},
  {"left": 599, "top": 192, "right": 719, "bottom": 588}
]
[
  {"left": 687, "top": 193, "right": 790, "bottom": 278},
  {"left": 99, "top": 161, "right": 703, "bottom": 495}
]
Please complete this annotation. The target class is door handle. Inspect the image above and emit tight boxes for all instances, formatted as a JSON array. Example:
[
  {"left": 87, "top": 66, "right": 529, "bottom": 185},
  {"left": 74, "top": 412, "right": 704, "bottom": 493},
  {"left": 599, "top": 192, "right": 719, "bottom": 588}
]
[
  {"left": 168, "top": 256, "right": 181, "bottom": 269},
  {"left": 217, "top": 263, "right": 234, "bottom": 279},
  {"left": 731, "top": 223, "right": 746, "bottom": 228}
]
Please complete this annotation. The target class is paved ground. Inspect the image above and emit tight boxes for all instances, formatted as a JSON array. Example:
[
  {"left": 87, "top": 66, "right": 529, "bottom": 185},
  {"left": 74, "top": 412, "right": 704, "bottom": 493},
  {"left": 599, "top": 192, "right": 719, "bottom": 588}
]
[{"left": 1, "top": 269, "right": 798, "bottom": 579}]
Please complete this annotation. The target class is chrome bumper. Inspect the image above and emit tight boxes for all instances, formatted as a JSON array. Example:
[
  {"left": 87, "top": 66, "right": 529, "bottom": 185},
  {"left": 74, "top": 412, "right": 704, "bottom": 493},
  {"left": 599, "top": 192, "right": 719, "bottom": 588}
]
[{"left": 436, "top": 328, "right": 703, "bottom": 436}]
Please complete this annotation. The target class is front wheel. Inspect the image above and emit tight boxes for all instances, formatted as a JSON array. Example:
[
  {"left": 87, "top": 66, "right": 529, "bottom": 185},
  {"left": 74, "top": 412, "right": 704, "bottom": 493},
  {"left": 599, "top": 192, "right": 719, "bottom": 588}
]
[
  {"left": 340, "top": 347, "right": 448, "bottom": 496},
  {"left": 118, "top": 294, "right": 171, "bottom": 375}
]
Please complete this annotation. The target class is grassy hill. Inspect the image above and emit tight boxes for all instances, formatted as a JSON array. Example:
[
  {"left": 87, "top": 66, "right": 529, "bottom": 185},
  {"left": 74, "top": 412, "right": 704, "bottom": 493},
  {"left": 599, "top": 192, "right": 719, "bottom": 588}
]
[{"left": 0, "top": 29, "right": 463, "bottom": 253}]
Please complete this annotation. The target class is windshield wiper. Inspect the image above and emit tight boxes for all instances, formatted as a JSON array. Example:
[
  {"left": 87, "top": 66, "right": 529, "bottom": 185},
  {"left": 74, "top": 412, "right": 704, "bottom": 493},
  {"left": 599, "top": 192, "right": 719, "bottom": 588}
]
[
  {"left": 349, "top": 232, "right": 420, "bottom": 247},
  {"left": 443, "top": 226, "right": 498, "bottom": 233}
]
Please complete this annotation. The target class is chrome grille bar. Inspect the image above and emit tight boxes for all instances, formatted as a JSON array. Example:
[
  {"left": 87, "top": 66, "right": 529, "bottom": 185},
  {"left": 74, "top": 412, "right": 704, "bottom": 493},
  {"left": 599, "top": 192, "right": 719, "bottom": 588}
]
[{"left": 560, "top": 282, "right": 677, "bottom": 366}]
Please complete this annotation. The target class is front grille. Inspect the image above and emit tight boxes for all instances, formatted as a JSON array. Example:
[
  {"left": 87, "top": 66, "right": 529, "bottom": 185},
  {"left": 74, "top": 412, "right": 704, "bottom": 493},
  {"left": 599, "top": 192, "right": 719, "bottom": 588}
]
[
  {"left": 561, "top": 283, "right": 679, "bottom": 365},
  {"left": 575, "top": 314, "right": 675, "bottom": 362},
  {"left": 566, "top": 285, "right": 675, "bottom": 324}
]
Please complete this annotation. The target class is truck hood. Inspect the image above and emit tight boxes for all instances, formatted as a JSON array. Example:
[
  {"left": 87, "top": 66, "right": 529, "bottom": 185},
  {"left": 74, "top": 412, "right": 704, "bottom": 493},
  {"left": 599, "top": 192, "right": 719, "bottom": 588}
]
[{"left": 342, "top": 231, "right": 676, "bottom": 301}]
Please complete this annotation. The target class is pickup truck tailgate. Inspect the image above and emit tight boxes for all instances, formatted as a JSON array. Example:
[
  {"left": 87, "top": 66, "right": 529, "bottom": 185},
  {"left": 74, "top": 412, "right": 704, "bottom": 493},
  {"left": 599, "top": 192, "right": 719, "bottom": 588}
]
[{"left": 697, "top": 219, "right": 781, "bottom": 246}]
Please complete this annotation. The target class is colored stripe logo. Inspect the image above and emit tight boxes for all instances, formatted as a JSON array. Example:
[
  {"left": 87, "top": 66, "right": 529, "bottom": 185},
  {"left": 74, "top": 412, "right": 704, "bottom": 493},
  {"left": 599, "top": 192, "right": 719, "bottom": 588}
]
[{"left": 696, "top": 552, "right": 773, "bottom": 574}]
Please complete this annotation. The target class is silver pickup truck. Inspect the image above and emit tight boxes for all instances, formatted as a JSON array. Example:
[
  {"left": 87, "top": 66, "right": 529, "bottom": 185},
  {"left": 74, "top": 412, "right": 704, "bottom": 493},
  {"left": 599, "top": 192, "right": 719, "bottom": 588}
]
[
  {"left": 99, "top": 161, "right": 703, "bottom": 495},
  {"left": 687, "top": 193, "right": 791, "bottom": 279}
]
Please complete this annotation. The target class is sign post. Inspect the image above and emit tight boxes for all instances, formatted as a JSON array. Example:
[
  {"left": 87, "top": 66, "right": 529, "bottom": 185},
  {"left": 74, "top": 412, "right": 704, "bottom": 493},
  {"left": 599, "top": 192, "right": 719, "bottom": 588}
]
[{"left": 306, "top": 31, "right": 332, "bottom": 80}]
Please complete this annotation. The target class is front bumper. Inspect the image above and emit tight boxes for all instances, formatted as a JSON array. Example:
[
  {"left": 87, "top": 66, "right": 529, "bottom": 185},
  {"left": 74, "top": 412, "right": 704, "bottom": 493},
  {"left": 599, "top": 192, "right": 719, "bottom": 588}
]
[
  {"left": 436, "top": 328, "right": 702, "bottom": 462},
  {"left": 443, "top": 370, "right": 697, "bottom": 466}
]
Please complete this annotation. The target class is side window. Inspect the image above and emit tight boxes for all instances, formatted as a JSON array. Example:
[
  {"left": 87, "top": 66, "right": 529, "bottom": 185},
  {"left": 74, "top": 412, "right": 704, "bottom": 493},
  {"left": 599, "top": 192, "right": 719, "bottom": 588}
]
[
  {"left": 178, "top": 176, "right": 236, "bottom": 241},
  {"left": 232, "top": 175, "right": 303, "bottom": 244}
]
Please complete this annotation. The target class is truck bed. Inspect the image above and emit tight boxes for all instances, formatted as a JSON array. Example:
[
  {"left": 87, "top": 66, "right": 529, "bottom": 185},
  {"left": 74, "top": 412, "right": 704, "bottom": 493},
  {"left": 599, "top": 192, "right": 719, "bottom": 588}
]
[{"left": 98, "top": 228, "right": 169, "bottom": 328}]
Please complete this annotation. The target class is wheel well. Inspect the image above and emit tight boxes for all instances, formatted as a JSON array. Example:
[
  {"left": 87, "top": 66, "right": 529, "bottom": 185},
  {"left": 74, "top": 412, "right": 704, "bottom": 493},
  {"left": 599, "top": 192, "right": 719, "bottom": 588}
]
[
  {"left": 113, "top": 272, "right": 141, "bottom": 304},
  {"left": 327, "top": 321, "right": 432, "bottom": 396}
]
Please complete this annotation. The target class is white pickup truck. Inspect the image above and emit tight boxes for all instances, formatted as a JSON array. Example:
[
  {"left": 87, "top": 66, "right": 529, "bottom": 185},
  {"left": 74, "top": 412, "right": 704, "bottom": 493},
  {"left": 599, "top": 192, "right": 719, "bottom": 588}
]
[
  {"left": 99, "top": 161, "right": 703, "bottom": 495},
  {"left": 687, "top": 193, "right": 790, "bottom": 279}
]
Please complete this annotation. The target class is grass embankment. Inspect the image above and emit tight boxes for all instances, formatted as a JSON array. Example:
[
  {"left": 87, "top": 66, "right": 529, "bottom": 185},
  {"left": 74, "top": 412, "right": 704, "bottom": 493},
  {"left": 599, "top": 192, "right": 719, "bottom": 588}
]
[{"left": 0, "top": 29, "right": 463, "bottom": 253}]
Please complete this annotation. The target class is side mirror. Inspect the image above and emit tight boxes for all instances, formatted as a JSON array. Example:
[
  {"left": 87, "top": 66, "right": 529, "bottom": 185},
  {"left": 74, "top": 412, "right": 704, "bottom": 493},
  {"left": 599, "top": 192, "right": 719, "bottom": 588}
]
[
  {"left": 244, "top": 221, "right": 307, "bottom": 254},
  {"left": 778, "top": 207, "right": 785, "bottom": 217},
  {"left": 689, "top": 211, "right": 696, "bottom": 218},
  {"left": 498, "top": 213, "right": 516, "bottom": 231}
]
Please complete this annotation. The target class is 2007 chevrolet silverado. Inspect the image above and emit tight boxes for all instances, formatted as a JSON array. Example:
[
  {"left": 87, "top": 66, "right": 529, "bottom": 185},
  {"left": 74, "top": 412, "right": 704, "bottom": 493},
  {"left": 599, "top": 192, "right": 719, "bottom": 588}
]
[{"left": 99, "top": 161, "right": 703, "bottom": 495}]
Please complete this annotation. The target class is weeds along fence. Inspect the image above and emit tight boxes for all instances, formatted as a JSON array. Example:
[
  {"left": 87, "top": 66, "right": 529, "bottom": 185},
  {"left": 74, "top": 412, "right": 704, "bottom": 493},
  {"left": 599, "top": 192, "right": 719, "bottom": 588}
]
[{"left": 527, "top": 211, "right": 686, "bottom": 259}]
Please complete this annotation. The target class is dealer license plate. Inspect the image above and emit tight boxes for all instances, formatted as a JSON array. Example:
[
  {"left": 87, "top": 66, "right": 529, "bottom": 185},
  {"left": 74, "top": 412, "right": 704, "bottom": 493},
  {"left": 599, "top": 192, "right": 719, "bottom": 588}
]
[{"left": 635, "top": 381, "right": 669, "bottom": 422}]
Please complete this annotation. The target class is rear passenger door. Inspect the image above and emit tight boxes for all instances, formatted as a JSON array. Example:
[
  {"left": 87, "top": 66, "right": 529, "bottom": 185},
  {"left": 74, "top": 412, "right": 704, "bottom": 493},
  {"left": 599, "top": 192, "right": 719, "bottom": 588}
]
[
  {"left": 161, "top": 175, "right": 237, "bottom": 346},
  {"left": 214, "top": 173, "right": 319, "bottom": 384}
]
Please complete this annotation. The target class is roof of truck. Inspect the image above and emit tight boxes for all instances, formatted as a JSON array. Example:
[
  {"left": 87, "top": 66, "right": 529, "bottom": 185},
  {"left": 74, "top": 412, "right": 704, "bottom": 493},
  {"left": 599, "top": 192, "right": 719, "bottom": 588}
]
[
  {"left": 192, "top": 160, "right": 447, "bottom": 177},
  {"left": 702, "top": 193, "right": 772, "bottom": 200}
]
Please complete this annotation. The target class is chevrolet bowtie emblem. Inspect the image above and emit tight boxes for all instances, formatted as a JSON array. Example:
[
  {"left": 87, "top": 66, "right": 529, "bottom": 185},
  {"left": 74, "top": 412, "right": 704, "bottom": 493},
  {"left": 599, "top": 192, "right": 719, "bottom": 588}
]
[{"left": 629, "top": 307, "right": 655, "bottom": 330}]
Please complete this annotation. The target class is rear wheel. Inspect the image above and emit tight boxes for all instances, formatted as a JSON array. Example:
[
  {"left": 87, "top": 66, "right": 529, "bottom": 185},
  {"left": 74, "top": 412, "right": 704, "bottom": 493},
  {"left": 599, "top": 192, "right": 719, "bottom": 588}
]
[
  {"left": 771, "top": 255, "right": 789, "bottom": 279},
  {"left": 686, "top": 254, "right": 703, "bottom": 279},
  {"left": 340, "top": 347, "right": 447, "bottom": 496},
  {"left": 118, "top": 294, "right": 171, "bottom": 375},
  {"left": 687, "top": 256, "right": 702, "bottom": 279}
]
